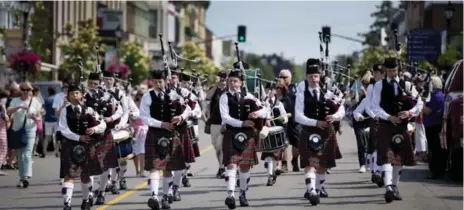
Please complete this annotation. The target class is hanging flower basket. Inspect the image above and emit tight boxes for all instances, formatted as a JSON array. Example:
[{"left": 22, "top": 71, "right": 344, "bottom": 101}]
[
  {"left": 107, "top": 63, "right": 131, "bottom": 79},
  {"left": 9, "top": 50, "right": 42, "bottom": 73}
]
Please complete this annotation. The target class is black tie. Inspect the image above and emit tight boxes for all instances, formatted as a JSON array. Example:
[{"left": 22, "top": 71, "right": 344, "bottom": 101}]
[
  {"left": 313, "top": 89, "right": 318, "bottom": 100},
  {"left": 391, "top": 80, "right": 397, "bottom": 95},
  {"left": 234, "top": 93, "right": 241, "bottom": 101},
  {"left": 74, "top": 106, "right": 81, "bottom": 118},
  {"left": 158, "top": 91, "right": 163, "bottom": 99}
]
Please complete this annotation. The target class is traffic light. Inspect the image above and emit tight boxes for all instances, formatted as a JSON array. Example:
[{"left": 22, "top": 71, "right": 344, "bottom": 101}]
[
  {"left": 237, "top": 25, "right": 246, "bottom": 43},
  {"left": 322, "top": 26, "right": 331, "bottom": 43}
]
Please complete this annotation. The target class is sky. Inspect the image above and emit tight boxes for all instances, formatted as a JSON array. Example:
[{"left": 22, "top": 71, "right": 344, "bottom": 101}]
[{"left": 206, "top": 1, "right": 381, "bottom": 64}]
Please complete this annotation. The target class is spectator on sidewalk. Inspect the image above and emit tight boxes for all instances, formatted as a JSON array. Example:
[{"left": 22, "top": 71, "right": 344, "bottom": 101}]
[
  {"left": 7, "top": 82, "right": 43, "bottom": 187},
  {"left": 32, "top": 87, "right": 45, "bottom": 157},
  {"left": 43, "top": 87, "right": 58, "bottom": 158},
  {"left": 0, "top": 89, "right": 10, "bottom": 176}
]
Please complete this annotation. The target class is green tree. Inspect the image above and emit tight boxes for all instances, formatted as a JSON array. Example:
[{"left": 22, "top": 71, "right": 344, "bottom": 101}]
[
  {"left": 292, "top": 63, "right": 305, "bottom": 82},
  {"left": 180, "top": 42, "right": 219, "bottom": 84},
  {"left": 358, "top": 0, "right": 398, "bottom": 47},
  {"left": 58, "top": 19, "right": 104, "bottom": 80},
  {"left": 242, "top": 53, "right": 275, "bottom": 82},
  {"left": 28, "top": 1, "right": 54, "bottom": 63},
  {"left": 120, "top": 41, "right": 150, "bottom": 85},
  {"left": 438, "top": 36, "right": 463, "bottom": 68}
]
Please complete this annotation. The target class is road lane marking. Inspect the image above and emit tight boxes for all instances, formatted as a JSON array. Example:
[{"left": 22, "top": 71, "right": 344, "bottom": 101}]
[{"left": 96, "top": 144, "right": 214, "bottom": 210}]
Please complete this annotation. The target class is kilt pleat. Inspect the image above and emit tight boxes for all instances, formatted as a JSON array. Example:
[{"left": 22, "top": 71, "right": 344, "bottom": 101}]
[
  {"left": 376, "top": 121, "right": 415, "bottom": 166},
  {"left": 222, "top": 128, "right": 259, "bottom": 167},
  {"left": 299, "top": 124, "right": 338, "bottom": 169},
  {"left": 182, "top": 128, "right": 196, "bottom": 163},
  {"left": 144, "top": 128, "right": 187, "bottom": 171},
  {"left": 368, "top": 120, "right": 380, "bottom": 154},
  {"left": 100, "top": 130, "right": 118, "bottom": 171}
]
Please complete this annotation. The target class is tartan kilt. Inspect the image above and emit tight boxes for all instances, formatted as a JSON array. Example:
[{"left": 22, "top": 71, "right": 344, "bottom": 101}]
[
  {"left": 260, "top": 151, "right": 283, "bottom": 161},
  {"left": 334, "top": 136, "right": 343, "bottom": 160},
  {"left": 60, "top": 139, "right": 103, "bottom": 178},
  {"left": 368, "top": 120, "right": 380, "bottom": 154},
  {"left": 376, "top": 121, "right": 415, "bottom": 166},
  {"left": 287, "top": 122, "right": 300, "bottom": 148},
  {"left": 181, "top": 127, "right": 196, "bottom": 163},
  {"left": 222, "top": 127, "right": 259, "bottom": 167},
  {"left": 100, "top": 130, "right": 118, "bottom": 171},
  {"left": 144, "top": 127, "right": 187, "bottom": 171},
  {"left": 299, "top": 124, "right": 338, "bottom": 169},
  {"left": 192, "top": 142, "right": 201, "bottom": 157}
]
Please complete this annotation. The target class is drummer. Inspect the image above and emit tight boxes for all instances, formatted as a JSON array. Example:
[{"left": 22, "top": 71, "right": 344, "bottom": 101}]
[
  {"left": 261, "top": 82, "right": 288, "bottom": 186},
  {"left": 295, "top": 58, "right": 345, "bottom": 206},
  {"left": 58, "top": 83, "right": 107, "bottom": 210},
  {"left": 140, "top": 69, "right": 192, "bottom": 210},
  {"left": 220, "top": 69, "right": 267, "bottom": 209},
  {"left": 85, "top": 72, "right": 124, "bottom": 205}
]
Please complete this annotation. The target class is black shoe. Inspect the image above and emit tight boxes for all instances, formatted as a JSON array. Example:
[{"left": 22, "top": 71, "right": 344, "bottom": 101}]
[
  {"left": 104, "top": 184, "right": 110, "bottom": 192},
  {"left": 375, "top": 174, "right": 385, "bottom": 188},
  {"left": 119, "top": 178, "right": 127, "bottom": 190},
  {"left": 264, "top": 162, "right": 268, "bottom": 169},
  {"left": 308, "top": 192, "right": 320, "bottom": 206},
  {"left": 63, "top": 204, "right": 72, "bottom": 210},
  {"left": 167, "top": 194, "right": 173, "bottom": 204},
  {"left": 94, "top": 191, "right": 105, "bottom": 205},
  {"left": 281, "top": 164, "right": 288, "bottom": 173},
  {"left": 304, "top": 191, "right": 309, "bottom": 199},
  {"left": 266, "top": 176, "right": 274, "bottom": 186},
  {"left": 80, "top": 200, "right": 91, "bottom": 210},
  {"left": 88, "top": 195, "right": 94, "bottom": 207},
  {"left": 239, "top": 191, "right": 249, "bottom": 207},
  {"left": 182, "top": 176, "right": 191, "bottom": 187},
  {"left": 275, "top": 169, "right": 282, "bottom": 176},
  {"left": 109, "top": 182, "right": 120, "bottom": 194},
  {"left": 225, "top": 195, "right": 236, "bottom": 209},
  {"left": 272, "top": 174, "right": 277, "bottom": 185},
  {"left": 291, "top": 159, "right": 299, "bottom": 172},
  {"left": 392, "top": 185, "right": 402, "bottom": 200},
  {"left": 216, "top": 168, "right": 225, "bottom": 179},
  {"left": 161, "top": 195, "right": 171, "bottom": 209},
  {"left": 148, "top": 197, "right": 160, "bottom": 210},
  {"left": 172, "top": 185, "right": 181, "bottom": 201},
  {"left": 318, "top": 186, "right": 328, "bottom": 198},
  {"left": 384, "top": 185, "right": 395, "bottom": 203}
]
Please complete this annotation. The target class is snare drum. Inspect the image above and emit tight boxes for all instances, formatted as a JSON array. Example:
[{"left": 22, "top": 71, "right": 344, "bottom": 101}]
[
  {"left": 112, "top": 128, "right": 131, "bottom": 143},
  {"left": 261, "top": 126, "right": 287, "bottom": 152},
  {"left": 114, "top": 139, "right": 134, "bottom": 161}
]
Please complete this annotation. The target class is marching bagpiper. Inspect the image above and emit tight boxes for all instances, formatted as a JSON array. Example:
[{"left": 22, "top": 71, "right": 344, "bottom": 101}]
[
  {"left": 371, "top": 57, "right": 423, "bottom": 203},
  {"left": 220, "top": 69, "right": 268, "bottom": 209},
  {"left": 58, "top": 84, "right": 107, "bottom": 210},
  {"left": 140, "top": 69, "right": 193, "bottom": 210},
  {"left": 295, "top": 58, "right": 345, "bottom": 206}
]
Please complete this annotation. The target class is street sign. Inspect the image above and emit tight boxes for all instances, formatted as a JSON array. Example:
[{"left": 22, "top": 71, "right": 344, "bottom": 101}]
[{"left": 407, "top": 29, "right": 443, "bottom": 62}]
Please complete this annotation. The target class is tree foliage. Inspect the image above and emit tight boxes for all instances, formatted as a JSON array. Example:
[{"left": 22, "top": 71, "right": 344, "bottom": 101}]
[
  {"left": 438, "top": 36, "right": 463, "bottom": 68},
  {"left": 180, "top": 42, "right": 219, "bottom": 84},
  {"left": 242, "top": 53, "right": 275, "bottom": 82},
  {"left": 358, "top": 0, "right": 398, "bottom": 47},
  {"left": 119, "top": 41, "right": 150, "bottom": 85},
  {"left": 28, "top": 1, "right": 54, "bottom": 63},
  {"left": 58, "top": 19, "right": 104, "bottom": 80}
]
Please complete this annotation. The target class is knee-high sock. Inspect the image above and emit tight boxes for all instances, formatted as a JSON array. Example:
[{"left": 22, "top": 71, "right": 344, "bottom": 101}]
[
  {"left": 89, "top": 176, "right": 94, "bottom": 197},
  {"left": 173, "top": 170, "right": 183, "bottom": 187},
  {"left": 61, "top": 182, "right": 74, "bottom": 205},
  {"left": 315, "top": 172, "right": 327, "bottom": 190},
  {"left": 366, "top": 154, "right": 373, "bottom": 171},
  {"left": 304, "top": 171, "right": 316, "bottom": 193},
  {"left": 382, "top": 164, "right": 393, "bottom": 187},
  {"left": 99, "top": 171, "right": 109, "bottom": 193},
  {"left": 110, "top": 168, "right": 118, "bottom": 182},
  {"left": 373, "top": 152, "right": 380, "bottom": 173},
  {"left": 184, "top": 163, "right": 191, "bottom": 175},
  {"left": 162, "top": 176, "right": 171, "bottom": 195},
  {"left": 225, "top": 168, "right": 237, "bottom": 196},
  {"left": 107, "top": 169, "right": 112, "bottom": 185},
  {"left": 392, "top": 166, "right": 402, "bottom": 186},
  {"left": 265, "top": 157, "right": 274, "bottom": 175},
  {"left": 149, "top": 171, "right": 160, "bottom": 198},
  {"left": 118, "top": 164, "right": 128, "bottom": 180},
  {"left": 239, "top": 171, "right": 250, "bottom": 192},
  {"left": 81, "top": 182, "right": 92, "bottom": 200}
]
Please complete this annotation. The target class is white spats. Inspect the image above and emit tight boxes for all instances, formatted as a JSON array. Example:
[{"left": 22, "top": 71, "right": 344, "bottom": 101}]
[
  {"left": 382, "top": 164, "right": 393, "bottom": 187},
  {"left": 304, "top": 171, "right": 316, "bottom": 193},
  {"left": 118, "top": 165, "right": 128, "bottom": 179},
  {"left": 265, "top": 157, "right": 274, "bottom": 175},
  {"left": 149, "top": 171, "right": 160, "bottom": 197},
  {"left": 99, "top": 171, "right": 109, "bottom": 193},
  {"left": 173, "top": 170, "right": 183, "bottom": 187},
  {"left": 110, "top": 168, "right": 118, "bottom": 182},
  {"left": 315, "top": 172, "right": 326, "bottom": 190},
  {"left": 392, "top": 166, "right": 402, "bottom": 186},
  {"left": 61, "top": 182, "right": 74, "bottom": 205},
  {"left": 163, "top": 176, "right": 171, "bottom": 195},
  {"left": 81, "top": 182, "right": 92, "bottom": 200}
]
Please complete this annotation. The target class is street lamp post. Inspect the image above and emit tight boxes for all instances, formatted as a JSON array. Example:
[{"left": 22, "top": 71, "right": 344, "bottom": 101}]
[
  {"left": 115, "top": 25, "right": 123, "bottom": 75},
  {"left": 444, "top": 1, "right": 455, "bottom": 46},
  {"left": 18, "top": 1, "right": 32, "bottom": 81}
]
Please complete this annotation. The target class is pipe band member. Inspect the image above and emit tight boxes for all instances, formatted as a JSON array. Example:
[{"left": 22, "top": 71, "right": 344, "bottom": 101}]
[{"left": 58, "top": 84, "right": 106, "bottom": 210}]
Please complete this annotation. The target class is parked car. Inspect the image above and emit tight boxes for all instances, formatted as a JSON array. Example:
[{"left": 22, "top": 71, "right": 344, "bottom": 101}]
[{"left": 441, "top": 59, "right": 463, "bottom": 182}]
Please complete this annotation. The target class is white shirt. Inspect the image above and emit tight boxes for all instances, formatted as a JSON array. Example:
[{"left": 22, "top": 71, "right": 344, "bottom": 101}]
[
  {"left": 364, "top": 84, "right": 377, "bottom": 118},
  {"left": 139, "top": 89, "right": 191, "bottom": 128},
  {"left": 353, "top": 98, "right": 369, "bottom": 121},
  {"left": 127, "top": 96, "right": 140, "bottom": 120},
  {"left": 295, "top": 84, "right": 345, "bottom": 127},
  {"left": 58, "top": 104, "right": 106, "bottom": 141},
  {"left": 219, "top": 89, "right": 268, "bottom": 128},
  {"left": 266, "top": 96, "right": 288, "bottom": 124},
  {"left": 52, "top": 92, "right": 65, "bottom": 110},
  {"left": 371, "top": 77, "right": 424, "bottom": 121},
  {"left": 105, "top": 87, "right": 128, "bottom": 119}
]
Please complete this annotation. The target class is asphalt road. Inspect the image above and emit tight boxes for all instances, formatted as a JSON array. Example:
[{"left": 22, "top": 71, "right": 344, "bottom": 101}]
[{"left": 0, "top": 122, "right": 462, "bottom": 210}]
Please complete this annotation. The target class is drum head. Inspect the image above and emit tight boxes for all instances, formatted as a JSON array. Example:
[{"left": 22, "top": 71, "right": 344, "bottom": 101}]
[{"left": 268, "top": 126, "right": 284, "bottom": 133}]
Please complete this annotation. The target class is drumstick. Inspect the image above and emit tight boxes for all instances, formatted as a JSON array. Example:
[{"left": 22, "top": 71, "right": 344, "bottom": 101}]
[{"left": 270, "top": 113, "right": 292, "bottom": 121}]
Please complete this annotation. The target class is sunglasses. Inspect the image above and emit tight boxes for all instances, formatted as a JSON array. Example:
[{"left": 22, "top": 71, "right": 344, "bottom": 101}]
[
  {"left": 21, "top": 88, "right": 32, "bottom": 92},
  {"left": 279, "top": 76, "right": 289, "bottom": 79},
  {"left": 89, "top": 82, "right": 100, "bottom": 86}
]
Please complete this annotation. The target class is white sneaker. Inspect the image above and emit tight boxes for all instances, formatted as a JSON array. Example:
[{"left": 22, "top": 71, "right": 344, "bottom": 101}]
[{"left": 358, "top": 165, "right": 367, "bottom": 173}]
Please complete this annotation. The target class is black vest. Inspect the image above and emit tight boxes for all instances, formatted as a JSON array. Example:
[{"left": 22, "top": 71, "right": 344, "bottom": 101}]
[
  {"left": 226, "top": 92, "right": 249, "bottom": 121},
  {"left": 107, "top": 89, "right": 122, "bottom": 101},
  {"left": 65, "top": 105, "right": 93, "bottom": 136},
  {"left": 379, "top": 79, "right": 407, "bottom": 116},
  {"left": 149, "top": 89, "right": 173, "bottom": 123},
  {"left": 303, "top": 81, "right": 330, "bottom": 121},
  {"left": 210, "top": 87, "right": 225, "bottom": 124}
]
